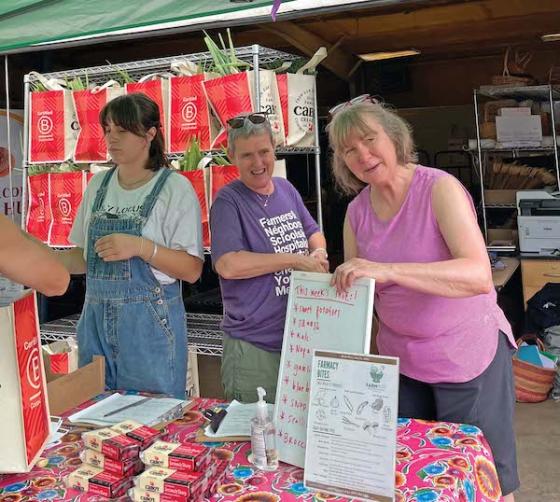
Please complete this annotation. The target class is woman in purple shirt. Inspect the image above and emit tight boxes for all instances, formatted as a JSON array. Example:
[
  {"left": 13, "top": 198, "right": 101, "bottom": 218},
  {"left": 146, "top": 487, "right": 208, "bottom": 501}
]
[
  {"left": 211, "top": 113, "right": 328, "bottom": 404},
  {"left": 327, "top": 96, "right": 518, "bottom": 501}
]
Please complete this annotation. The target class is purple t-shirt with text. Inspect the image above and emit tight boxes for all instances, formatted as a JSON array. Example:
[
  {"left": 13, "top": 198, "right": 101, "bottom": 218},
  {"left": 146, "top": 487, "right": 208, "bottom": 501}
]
[{"left": 210, "top": 177, "right": 320, "bottom": 351}]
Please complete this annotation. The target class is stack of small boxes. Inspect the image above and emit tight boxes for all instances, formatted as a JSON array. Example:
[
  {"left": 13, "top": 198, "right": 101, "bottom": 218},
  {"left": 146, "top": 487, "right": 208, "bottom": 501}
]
[
  {"left": 66, "top": 420, "right": 162, "bottom": 499},
  {"left": 131, "top": 439, "right": 230, "bottom": 501}
]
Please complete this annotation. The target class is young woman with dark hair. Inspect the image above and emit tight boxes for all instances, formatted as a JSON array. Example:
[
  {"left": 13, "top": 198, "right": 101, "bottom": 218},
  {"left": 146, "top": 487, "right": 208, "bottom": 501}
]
[{"left": 58, "top": 93, "right": 204, "bottom": 398}]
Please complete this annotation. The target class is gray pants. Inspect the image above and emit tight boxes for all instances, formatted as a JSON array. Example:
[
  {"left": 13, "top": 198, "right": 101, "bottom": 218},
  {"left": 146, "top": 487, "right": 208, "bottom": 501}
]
[
  {"left": 221, "top": 333, "right": 281, "bottom": 403},
  {"left": 398, "top": 331, "right": 519, "bottom": 496}
]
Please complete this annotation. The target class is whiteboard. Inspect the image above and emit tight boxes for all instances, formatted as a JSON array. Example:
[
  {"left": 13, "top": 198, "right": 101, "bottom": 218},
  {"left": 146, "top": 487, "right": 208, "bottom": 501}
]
[{"left": 273, "top": 271, "right": 375, "bottom": 468}]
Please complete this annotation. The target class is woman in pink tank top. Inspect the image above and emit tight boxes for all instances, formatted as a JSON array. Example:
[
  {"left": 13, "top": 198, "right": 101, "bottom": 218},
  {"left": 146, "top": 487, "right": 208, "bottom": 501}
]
[{"left": 326, "top": 96, "right": 519, "bottom": 501}]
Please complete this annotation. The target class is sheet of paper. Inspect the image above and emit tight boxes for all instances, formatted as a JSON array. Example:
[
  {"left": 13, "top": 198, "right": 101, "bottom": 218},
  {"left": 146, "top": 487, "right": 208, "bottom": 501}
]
[
  {"left": 0, "top": 276, "right": 28, "bottom": 307},
  {"left": 68, "top": 393, "right": 188, "bottom": 426},
  {"left": 304, "top": 351, "right": 399, "bottom": 502},
  {"left": 204, "top": 400, "right": 274, "bottom": 438},
  {"left": 45, "top": 416, "right": 68, "bottom": 448}
]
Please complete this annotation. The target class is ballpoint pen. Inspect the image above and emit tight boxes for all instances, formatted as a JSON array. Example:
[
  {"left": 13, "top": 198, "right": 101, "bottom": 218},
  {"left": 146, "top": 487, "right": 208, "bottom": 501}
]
[{"left": 103, "top": 396, "right": 152, "bottom": 418}]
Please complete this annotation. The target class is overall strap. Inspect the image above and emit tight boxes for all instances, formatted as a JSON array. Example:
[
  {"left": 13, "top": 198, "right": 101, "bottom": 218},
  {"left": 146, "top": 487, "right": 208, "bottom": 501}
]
[
  {"left": 91, "top": 167, "right": 117, "bottom": 212},
  {"left": 140, "top": 168, "right": 172, "bottom": 219}
]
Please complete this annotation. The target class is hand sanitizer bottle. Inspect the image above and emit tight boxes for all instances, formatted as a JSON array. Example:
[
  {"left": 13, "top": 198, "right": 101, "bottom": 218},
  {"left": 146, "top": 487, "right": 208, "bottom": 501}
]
[{"left": 250, "top": 387, "right": 279, "bottom": 471}]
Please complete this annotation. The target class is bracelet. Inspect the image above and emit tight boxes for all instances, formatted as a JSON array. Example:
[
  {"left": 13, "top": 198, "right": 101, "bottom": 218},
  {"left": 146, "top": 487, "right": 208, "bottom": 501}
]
[
  {"left": 148, "top": 242, "right": 158, "bottom": 263},
  {"left": 139, "top": 237, "right": 144, "bottom": 258},
  {"left": 311, "top": 247, "right": 328, "bottom": 258}
]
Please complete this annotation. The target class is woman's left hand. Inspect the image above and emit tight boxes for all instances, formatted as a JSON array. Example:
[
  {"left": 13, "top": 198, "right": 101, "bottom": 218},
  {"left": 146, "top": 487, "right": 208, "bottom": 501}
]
[
  {"left": 94, "top": 234, "right": 141, "bottom": 262},
  {"left": 331, "top": 258, "right": 392, "bottom": 292}
]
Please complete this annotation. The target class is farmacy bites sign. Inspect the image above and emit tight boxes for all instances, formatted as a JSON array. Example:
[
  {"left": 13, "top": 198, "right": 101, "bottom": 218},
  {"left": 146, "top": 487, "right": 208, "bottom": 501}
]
[
  {"left": 0, "top": 292, "right": 50, "bottom": 473},
  {"left": 0, "top": 110, "right": 24, "bottom": 224}
]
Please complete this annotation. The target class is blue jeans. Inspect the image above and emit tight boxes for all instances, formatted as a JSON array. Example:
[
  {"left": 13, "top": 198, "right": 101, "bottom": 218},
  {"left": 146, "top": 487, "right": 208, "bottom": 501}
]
[{"left": 77, "top": 168, "right": 188, "bottom": 399}]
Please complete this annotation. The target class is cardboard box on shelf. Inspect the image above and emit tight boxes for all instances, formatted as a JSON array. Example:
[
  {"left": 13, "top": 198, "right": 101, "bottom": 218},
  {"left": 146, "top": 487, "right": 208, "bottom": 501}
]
[
  {"left": 488, "top": 228, "right": 519, "bottom": 247},
  {"left": 496, "top": 115, "right": 542, "bottom": 144},
  {"left": 0, "top": 291, "right": 50, "bottom": 473},
  {"left": 44, "top": 354, "right": 105, "bottom": 416},
  {"left": 484, "top": 189, "right": 518, "bottom": 205},
  {"left": 499, "top": 107, "right": 531, "bottom": 116}
]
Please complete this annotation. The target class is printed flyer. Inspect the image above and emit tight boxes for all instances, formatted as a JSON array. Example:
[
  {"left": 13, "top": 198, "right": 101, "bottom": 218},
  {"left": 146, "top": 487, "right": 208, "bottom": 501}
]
[{"left": 304, "top": 350, "right": 399, "bottom": 502}]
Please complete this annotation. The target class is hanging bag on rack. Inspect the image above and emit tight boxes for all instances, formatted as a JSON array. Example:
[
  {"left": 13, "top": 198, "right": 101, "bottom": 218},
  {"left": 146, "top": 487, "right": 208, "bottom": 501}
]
[
  {"left": 249, "top": 70, "right": 285, "bottom": 147},
  {"left": 126, "top": 74, "right": 170, "bottom": 150},
  {"left": 178, "top": 167, "right": 210, "bottom": 248},
  {"left": 276, "top": 73, "right": 317, "bottom": 148},
  {"left": 209, "top": 164, "right": 239, "bottom": 205},
  {"left": 276, "top": 48, "right": 324, "bottom": 148},
  {"left": 72, "top": 81, "right": 123, "bottom": 162},
  {"left": 28, "top": 72, "right": 78, "bottom": 163},
  {"left": 26, "top": 172, "right": 51, "bottom": 243},
  {"left": 202, "top": 72, "right": 253, "bottom": 149},
  {"left": 48, "top": 170, "right": 87, "bottom": 247},
  {"left": 203, "top": 69, "right": 285, "bottom": 149},
  {"left": 168, "top": 60, "right": 218, "bottom": 153}
]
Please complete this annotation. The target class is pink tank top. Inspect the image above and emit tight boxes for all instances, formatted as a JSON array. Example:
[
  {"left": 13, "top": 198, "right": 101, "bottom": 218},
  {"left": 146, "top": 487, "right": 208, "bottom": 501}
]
[{"left": 347, "top": 166, "right": 514, "bottom": 383}]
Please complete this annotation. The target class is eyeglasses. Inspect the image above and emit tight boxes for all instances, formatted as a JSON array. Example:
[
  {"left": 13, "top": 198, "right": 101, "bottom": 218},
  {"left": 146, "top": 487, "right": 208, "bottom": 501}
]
[
  {"left": 227, "top": 112, "right": 269, "bottom": 129},
  {"left": 328, "top": 94, "right": 380, "bottom": 116}
]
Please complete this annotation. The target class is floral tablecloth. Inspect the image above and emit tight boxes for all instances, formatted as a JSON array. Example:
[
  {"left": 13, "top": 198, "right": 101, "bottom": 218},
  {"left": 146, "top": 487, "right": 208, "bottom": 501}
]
[{"left": 0, "top": 394, "right": 502, "bottom": 502}]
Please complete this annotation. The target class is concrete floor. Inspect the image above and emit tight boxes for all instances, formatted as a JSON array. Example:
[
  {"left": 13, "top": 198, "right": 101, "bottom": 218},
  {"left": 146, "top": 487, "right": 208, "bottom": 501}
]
[{"left": 514, "top": 400, "right": 559, "bottom": 501}]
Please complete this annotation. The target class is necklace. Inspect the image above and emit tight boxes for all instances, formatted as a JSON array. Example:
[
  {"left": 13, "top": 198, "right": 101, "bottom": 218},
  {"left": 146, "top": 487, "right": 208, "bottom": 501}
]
[
  {"left": 256, "top": 192, "right": 271, "bottom": 207},
  {"left": 118, "top": 170, "right": 154, "bottom": 189}
]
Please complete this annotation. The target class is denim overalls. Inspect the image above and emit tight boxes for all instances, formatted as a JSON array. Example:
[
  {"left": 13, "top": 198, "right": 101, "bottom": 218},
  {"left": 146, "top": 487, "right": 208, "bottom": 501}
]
[{"left": 77, "top": 167, "right": 187, "bottom": 399}]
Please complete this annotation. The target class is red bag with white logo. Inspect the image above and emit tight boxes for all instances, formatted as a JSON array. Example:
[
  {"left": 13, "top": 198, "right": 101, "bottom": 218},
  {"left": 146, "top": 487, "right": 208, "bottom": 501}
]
[
  {"left": 210, "top": 165, "right": 239, "bottom": 205},
  {"left": 26, "top": 173, "right": 51, "bottom": 243},
  {"left": 72, "top": 83, "right": 122, "bottom": 162},
  {"left": 276, "top": 73, "right": 317, "bottom": 147},
  {"left": 48, "top": 171, "right": 86, "bottom": 247},
  {"left": 203, "top": 73, "right": 253, "bottom": 149},
  {"left": 203, "top": 71, "right": 285, "bottom": 149},
  {"left": 178, "top": 169, "right": 210, "bottom": 248},
  {"left": 126, "top": 77, "right": 169, "bottom": 150},
  {"left": 0, "top": 292, "right": 50, "bottom": 473},
  {"left": 29, "top": 90, "right": 77, "bottom": 163},
  {"left": 169, "top": 74, "right": 216, "bottom": 153}
]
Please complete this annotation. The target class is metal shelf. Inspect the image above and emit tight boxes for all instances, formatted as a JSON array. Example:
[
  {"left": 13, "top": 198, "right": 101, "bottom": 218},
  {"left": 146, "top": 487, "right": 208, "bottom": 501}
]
[
  {"left": 472, "top": 85, "right": 560, "bottom": 242},
  {"left": 40, "top": 312, "right": 224, "bottom": 356},
  {"left": 478, "top": 84, "right": 560, "bottom": 101},
  {"left": 467, "top": 146, "right": 556, "bottom": 154},
  {"left": 22, "top": 43, "right": 323, "bottom": 232},
  {"left": 484, "top": 203, "right": 517, "bottom": 209},
  {"left": 27, "top": 46, "right": 302, "bottom": 86}
]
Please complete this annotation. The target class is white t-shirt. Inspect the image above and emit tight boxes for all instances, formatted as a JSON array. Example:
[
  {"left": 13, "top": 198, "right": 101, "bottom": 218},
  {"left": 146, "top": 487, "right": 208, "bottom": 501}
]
[{"left": 70, "top": 168, "right": 204, "bottom": 284}]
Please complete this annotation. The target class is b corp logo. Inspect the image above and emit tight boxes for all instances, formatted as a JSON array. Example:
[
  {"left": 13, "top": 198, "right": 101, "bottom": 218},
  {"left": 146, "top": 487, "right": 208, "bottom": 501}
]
[
  {"left": 26, "top": 347, "right": 41, "bottom": 390},
  {"left": 181, "top": 102, "right": 197, "bottom": 123},
  {"left": 58, "top": 197, "right": 72, "bottom": 217},
  {"left": 37, "top": 116, "right": 53, "bottom": 135}
]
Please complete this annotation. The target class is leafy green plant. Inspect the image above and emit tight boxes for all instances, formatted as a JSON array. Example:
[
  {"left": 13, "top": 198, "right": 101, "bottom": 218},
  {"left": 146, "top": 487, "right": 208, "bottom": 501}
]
[
  {"left": 105, "top": 62, "right": 135, "bottom": 85},
  {"left": 203, "top": 28, "right": 250, "bottom": 76},
  {"left": 179, "top": 138, "right": 205, "bottom": 171}
]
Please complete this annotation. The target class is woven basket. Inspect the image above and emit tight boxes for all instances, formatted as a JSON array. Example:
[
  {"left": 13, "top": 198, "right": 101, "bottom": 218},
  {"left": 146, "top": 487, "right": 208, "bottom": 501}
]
[
  {"left": 513, "top": 335, "right": 556, "bottom": 403},
  {"left": 491, "top": 48, "right": 535, "bottom": 86}
]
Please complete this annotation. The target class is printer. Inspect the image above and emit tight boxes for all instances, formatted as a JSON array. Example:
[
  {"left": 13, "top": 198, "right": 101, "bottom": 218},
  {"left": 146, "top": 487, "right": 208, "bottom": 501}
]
[{"left": 517, "top": 190, "right": 560, "bottom": 256}]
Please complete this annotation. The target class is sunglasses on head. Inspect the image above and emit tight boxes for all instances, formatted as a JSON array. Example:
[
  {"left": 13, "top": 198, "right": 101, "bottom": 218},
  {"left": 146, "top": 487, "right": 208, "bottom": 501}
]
[
  {"left": 328, "top": 94, "right": 380, "bottom": 116},
  {"left": 227, "top": 112, "right": 269, "bottom": 129}
]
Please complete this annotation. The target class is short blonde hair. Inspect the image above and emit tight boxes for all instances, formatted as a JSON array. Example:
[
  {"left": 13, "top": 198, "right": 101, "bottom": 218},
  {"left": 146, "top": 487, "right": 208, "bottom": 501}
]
[{"left": 326, "top": 100, "right": 417, "bottom": 195}]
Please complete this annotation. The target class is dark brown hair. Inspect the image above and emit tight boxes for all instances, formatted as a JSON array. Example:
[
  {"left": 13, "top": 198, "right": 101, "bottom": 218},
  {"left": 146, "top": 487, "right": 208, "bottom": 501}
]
[{"left": 100, "top": 93, "right": 168, "bottom": 171}]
